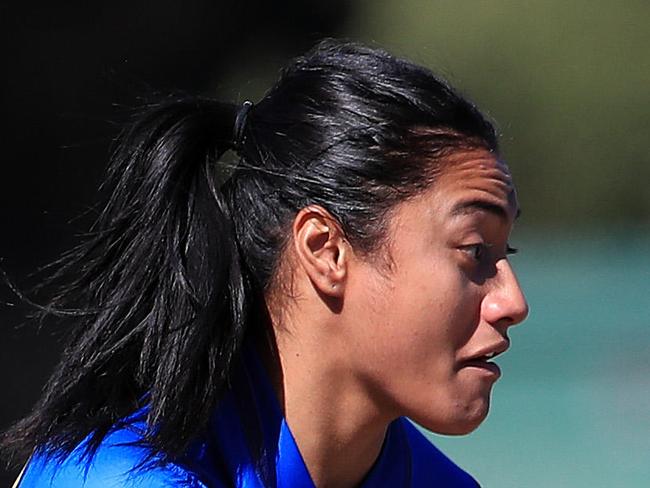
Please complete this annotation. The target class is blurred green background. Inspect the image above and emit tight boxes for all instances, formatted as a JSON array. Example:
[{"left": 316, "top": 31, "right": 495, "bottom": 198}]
[
  {"left": 346, "top": 0, "right": 650, "bottom": 230},
  {"left": 2, "top": 1, "right": 648, "bottom": 486}
]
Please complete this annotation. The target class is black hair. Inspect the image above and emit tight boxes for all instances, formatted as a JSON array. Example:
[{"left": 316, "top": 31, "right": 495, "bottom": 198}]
[{"left": 1, "top": 39, "right": 498, "bottom": 467}]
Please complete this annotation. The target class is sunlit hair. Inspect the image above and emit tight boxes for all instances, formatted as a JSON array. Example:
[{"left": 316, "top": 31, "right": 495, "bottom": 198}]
[{"left": 1, "top": 39, "right": 498, "bottom": 467}]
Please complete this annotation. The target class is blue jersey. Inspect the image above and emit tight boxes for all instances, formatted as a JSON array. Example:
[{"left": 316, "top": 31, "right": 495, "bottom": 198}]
[{"left": 17, "top": 347, "right": 479, "bottom": 487}]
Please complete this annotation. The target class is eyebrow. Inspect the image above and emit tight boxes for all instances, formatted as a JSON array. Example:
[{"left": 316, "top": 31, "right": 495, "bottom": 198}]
[{"left": 450, "top": 199, "right": 521, "bottom": 221}]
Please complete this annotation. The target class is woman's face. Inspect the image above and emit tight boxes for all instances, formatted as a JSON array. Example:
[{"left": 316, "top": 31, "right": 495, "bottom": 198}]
[{"left": 345, "top": 149, "right": 529, "bottom": 435}]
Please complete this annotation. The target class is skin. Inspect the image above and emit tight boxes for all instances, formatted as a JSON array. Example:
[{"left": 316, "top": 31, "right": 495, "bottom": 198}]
[{"left": 265, "top": 148, "right": 529, "bottom": 488}]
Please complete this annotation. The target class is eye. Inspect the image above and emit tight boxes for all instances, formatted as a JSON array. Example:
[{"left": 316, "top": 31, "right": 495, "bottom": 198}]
[{"left": 460, "top": 243, "right": 490, "bottom": 262}]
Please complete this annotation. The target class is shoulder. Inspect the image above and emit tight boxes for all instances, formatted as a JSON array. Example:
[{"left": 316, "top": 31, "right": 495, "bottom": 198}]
[
  {"left": 398, "top": 418, "right": 481, "bottom": 487},
  {"left": 16, "top": 425, "right": 209, "bottom": 488}
]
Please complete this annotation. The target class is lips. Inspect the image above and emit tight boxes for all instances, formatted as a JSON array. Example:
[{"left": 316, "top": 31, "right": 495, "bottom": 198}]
[
  {"left": 463, "top": 359, "right": 502, "bottom": 377},
  {"left": 461, "top": 339, "right": 510, "bottom": 377},
  {"left": 464, "top": 339, "right": 510, "bottom": 363}
]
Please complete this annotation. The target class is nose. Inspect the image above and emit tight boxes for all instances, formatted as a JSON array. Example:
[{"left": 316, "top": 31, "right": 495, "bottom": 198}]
[{"left": 481, "top": 259, "right": 529, "bottom": 329}]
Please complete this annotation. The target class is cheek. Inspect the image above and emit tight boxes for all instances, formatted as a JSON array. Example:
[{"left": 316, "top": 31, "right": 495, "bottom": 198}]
[
  {"left": 356, "top": 257, "right": 478, "bottom": 373},
  {"left": 443, "top": 285, "right": 483, "bottom": 351},
  {"left": 396, "top": 259, "right": 479, "bottom": 350}
]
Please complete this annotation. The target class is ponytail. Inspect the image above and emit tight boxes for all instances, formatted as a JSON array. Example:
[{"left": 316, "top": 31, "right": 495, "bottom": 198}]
[{"left": 2, "top": 96, "right": 251, "bottom": 462}]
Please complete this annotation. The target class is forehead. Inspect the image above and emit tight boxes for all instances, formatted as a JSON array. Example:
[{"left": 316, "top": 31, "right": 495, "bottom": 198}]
[{"left": 431, "top": 149, "right": 518, "bottom": 220}]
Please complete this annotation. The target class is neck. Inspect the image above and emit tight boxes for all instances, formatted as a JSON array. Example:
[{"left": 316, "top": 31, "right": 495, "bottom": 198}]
[{"left": 261, "top": 323, "right": 391, "bottom": 488}]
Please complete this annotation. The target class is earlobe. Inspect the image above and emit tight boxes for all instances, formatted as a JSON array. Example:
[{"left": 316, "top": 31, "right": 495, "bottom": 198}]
[{"left": 292, "top": 206, "right": 348, "bottom": 298}]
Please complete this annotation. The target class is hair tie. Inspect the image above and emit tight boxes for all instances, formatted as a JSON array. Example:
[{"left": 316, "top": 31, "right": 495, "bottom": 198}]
[{"left": 232, "top": 100, "right": 254, "bottom": 151}]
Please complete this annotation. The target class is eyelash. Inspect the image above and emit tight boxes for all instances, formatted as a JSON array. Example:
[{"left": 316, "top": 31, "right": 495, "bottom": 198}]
[{"left": 462, "top": 243, "right": 518, "bottom": 262}]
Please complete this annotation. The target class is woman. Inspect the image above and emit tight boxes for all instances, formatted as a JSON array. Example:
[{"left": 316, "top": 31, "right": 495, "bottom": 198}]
[{"left": 6, "top": 39, "right": 528, "bottom": 487}]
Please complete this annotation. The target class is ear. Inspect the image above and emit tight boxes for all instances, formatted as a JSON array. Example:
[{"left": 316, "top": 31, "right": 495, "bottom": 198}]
[{"left": 292, "top": 205, "right": 349, "bottom": 298}]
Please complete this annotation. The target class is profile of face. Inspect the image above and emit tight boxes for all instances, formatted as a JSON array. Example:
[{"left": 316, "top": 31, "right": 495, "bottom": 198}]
[{"left": 341, "top": 148, "right": 529, "bottom": 435}]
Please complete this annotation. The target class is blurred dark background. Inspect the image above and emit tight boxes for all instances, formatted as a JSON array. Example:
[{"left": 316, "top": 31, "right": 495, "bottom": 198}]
[{"left": 2, "top": 1, "right": 649, "bottom": 486}]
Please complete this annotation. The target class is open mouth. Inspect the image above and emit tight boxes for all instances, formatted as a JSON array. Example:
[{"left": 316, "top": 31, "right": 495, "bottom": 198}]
[{"left": 460, "top": 339, "right": 509, "bottom": 377}]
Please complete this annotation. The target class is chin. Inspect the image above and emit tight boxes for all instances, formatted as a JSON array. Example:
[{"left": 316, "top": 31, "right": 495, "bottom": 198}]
[
  {"left": 412, "top": 397, "right": 490, "bottom": 436},
  {"left": 437, "top": 414, "right": 486, "bottom": 435}
]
